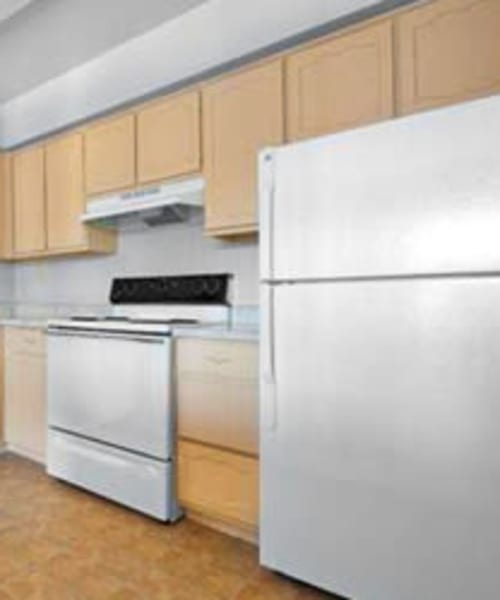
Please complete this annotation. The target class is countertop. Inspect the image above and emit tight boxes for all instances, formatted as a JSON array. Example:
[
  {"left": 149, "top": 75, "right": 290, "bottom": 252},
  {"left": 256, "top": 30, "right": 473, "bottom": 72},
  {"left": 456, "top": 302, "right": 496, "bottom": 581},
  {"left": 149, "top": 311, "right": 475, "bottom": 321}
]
[
  {"left": 0, "top": 318, "right": 49, "bottom": 330},
  {"left": 172, "top": 322, "right": 258, "bottom": 342},
  {"left": 0, "top": 317, "right": 259, "bottom": 341}
]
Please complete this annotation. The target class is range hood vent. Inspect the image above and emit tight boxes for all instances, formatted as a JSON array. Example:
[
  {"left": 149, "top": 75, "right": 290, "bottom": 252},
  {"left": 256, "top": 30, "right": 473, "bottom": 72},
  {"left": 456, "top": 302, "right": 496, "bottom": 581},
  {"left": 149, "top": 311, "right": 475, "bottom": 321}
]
[{"left": 81, "top": 176, "right": 204, "bottom": 228}]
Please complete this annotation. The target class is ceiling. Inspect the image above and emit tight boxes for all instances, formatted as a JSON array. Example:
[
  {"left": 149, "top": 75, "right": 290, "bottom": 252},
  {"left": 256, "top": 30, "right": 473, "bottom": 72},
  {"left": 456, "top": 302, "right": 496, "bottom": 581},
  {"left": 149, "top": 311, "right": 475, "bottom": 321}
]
[{"left": 0, "top": 0, "right": 209, "bottom": 102}]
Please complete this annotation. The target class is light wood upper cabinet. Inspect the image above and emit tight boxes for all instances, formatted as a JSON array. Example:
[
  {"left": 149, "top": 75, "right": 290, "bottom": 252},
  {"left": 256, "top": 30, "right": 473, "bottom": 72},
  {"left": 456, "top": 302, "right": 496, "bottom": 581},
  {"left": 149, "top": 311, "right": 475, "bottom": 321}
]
[
  {"left": 9, "top": 135, "right": 115, "bottom": 260},
  {"left": 4, "top": 327, "right": 47, "bottom": 463},
  {"left": 0, "top": 154, "right": 13, "bottom": 259},
  {"left": 202, "top": 60, "right": 284, "bottom": 236},
  {"left": 286, "top": 20, "right": 394, "bottom": 141},
  {"left": 84, "top": 114, "right": 135, "bottom": 195},
  {"left": 137, "top": 91, "right": 201, "bottom": 184},
  {"left": 396, "top": 0, "right": 500, "bottom": 115},
  {"left": 46, "top": 133, "right": 87, "bottom": 250},
  {"left": 13, "top": 146, "right": 46, "bottom": 255}
]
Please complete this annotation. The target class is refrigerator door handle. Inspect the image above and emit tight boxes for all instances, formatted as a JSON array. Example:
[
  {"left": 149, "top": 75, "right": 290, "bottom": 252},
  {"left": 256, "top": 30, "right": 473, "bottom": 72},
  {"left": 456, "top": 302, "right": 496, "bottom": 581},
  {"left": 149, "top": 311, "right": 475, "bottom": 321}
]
[
  {"left": 262, "top": 285, "right": 277, "bottom": 431},
  {"left": 259, "top": 149, "right": 275, "bottom": 282}
]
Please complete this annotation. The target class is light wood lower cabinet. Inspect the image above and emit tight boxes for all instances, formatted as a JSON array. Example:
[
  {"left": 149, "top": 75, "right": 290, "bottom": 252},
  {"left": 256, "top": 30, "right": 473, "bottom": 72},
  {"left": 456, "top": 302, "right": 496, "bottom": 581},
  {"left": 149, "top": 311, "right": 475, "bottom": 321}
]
[
  {"left": 396, "top": 0, "right": 500, "bottom": 114},
  {"left": 202, "top": 60, "right": 284, "bottom": 236},
  {"left": 4, "top": 327, "right": 47, "bottom": 463},
  {"left": 177, "top": 440, "right": 259, "bottom": 540},
  {"left": 175, "top": 337, "right": 259, "bottom": 541},
  {"left": 0, "top": 330, "right": 4, "bottom": 447},
  {"left": 286, "top": 19, "right": 394, "bottom": 141},
  {"left": 177, "top": 338, "right": 258, "bottom": 455}
]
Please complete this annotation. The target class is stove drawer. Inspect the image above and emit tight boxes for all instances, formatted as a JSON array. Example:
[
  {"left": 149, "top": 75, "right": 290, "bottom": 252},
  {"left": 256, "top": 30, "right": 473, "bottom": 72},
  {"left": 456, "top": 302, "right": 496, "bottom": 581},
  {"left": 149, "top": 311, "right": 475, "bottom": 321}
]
[{"left": 47, "top": 429, "right": 172, "bottom": 520}]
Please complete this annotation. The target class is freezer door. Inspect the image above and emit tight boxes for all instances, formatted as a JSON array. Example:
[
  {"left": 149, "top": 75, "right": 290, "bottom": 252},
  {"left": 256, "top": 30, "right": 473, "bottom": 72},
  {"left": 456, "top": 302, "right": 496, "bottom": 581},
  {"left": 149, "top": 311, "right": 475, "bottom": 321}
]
[
  {"left": 263, "top": 95, "right": 500, "bottom": 281},
  {"left": 260, "top": 278, "right": 500, "bottom": 600}
]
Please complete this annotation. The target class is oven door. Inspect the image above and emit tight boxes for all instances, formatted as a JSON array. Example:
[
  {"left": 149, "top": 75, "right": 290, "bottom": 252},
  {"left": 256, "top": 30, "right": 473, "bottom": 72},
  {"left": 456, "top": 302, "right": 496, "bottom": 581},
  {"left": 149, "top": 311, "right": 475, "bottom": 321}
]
[{"left": 47, "top": 328, "right": 172, "bottom": 460}]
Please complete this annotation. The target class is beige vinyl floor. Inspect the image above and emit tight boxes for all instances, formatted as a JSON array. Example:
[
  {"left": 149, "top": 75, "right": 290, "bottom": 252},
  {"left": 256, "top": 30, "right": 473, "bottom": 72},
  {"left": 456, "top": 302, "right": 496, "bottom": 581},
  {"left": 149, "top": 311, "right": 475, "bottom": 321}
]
[{"left": 0, "top": 454, "right": 338, "bottom": 600}]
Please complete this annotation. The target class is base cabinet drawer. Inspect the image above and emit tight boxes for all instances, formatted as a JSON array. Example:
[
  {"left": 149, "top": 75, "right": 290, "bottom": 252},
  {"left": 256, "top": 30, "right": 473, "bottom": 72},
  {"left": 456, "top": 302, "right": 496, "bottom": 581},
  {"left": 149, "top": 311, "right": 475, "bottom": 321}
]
[
  {"left": 4, "top": 326, "right": 46, "bottom": 357},
  {"left": 177, "top": 440, "right": 259, "bottom": 531},
  {"left": 176, "top": 339, "right": 258, "bottom": 455}
]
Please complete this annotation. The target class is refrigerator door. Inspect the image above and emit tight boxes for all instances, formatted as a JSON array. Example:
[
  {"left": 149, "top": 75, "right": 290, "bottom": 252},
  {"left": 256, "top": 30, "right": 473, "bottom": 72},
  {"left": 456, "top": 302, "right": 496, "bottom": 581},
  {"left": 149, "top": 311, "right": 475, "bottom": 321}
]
[
  {"left": 261, "top": 95, "right": 500, "bottom": 282},
  {"left": 261, "top": 278, "right": 500, "bottom": 600}
]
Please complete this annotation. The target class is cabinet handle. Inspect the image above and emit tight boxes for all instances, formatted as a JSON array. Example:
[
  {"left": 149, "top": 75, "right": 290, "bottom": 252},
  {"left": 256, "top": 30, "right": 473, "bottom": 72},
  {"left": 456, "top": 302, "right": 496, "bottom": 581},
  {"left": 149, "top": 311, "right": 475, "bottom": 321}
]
[{"left": 205, "top": 356, "right": 231, "bottom": 366}]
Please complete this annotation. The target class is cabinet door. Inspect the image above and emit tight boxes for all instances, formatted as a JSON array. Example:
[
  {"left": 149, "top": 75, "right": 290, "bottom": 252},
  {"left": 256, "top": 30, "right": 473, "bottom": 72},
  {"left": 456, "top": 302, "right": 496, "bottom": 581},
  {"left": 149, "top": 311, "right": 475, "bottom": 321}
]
[
  {"left": 286, "top": 20, "right": 394, "bottom": 141},
  {"left": 0, "top": 329, "right": 3, "bottom": 446},
  {"left": 178, "top": 440, "right": 259, "bottom": 529},
  {"left": 137, "top": 91, "right": 200, "bottom": 184},
  {"left": 202, "top": 60, "right": 284, "bottom": 235},
  {"left": 46, "top": 133, "right": 87, "bottom": 250},
  {"left": 4, "top": 328, "right": 47, "bottom": 463},
  {"left": 0, "top": 154, "right": 13, "bottom": 259},
  {"left": 12, "top": 146, "right": 46, "bottom": 255},
  {"left": 176, "top": 339, "right": 258, "bottom": 455},
  {"left": 84, "top": 114, "right": 135, "bottom": 195},
  {"left": 396, "top": 0, "right": 500, "bottom": 115}
]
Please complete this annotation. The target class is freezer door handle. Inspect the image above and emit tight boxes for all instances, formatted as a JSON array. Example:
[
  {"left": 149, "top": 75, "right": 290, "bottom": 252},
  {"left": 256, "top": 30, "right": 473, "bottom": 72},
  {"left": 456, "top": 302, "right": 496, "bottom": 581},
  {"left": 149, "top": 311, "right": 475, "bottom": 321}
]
[
  {"left": 259, "top": 149, "right": 275, "bottom": 281},
  {"left": 262, "top": 285, "right": 277, "bottom": 431}
]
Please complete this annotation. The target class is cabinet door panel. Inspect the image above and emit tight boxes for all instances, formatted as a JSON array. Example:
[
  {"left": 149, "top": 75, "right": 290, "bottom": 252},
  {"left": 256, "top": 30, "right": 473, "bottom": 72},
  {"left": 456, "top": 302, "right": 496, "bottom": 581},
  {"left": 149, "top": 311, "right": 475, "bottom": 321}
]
[
  {"left": 84, "top": 114, "right": 135, "bottom": 195},
  {"left": 0, "top": 330, "right": 3, "bottom": 446},
  {"left": 4, "top": 328, "right": 46, "bottom": 463},
  {"left": 287, "top": 20, "right": 394, "bottom": 141},
  {"left": 397, "top": 0, "right": 500, "bottom": 114},
  {"left": 177, "top": 440, "right": 259, "bottom": 528},
  {"left": 202, "top": 60, "right": 284, "bottom": 235},
  {"left": 46, "top": 133, "right": 87, "bottom": 250},
  {"left": 0, "top": 154, "right": 13, "bottom": 259},
  {"left": 137, "top": 91, "right": 200, "bottom": 184},
  {"left": 176, "top": 339, "right": 258, "bottom": 455},
  {"left": 13, "top": 146, "right": 46, "bottom": 255}
]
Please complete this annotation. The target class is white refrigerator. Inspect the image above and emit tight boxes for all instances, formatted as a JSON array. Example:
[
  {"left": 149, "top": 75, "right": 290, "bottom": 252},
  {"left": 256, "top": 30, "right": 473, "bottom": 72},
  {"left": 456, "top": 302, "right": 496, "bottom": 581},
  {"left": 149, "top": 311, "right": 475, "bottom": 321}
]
[{"left": 259, "top": 94, "right": 500, "bottom": 600}]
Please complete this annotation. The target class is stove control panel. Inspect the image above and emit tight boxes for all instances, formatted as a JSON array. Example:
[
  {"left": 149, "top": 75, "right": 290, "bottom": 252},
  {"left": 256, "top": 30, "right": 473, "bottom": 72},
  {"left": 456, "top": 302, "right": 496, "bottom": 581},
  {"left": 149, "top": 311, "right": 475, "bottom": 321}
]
[{"left": 110, "top": 274, "right": 231, "bottom": 305}]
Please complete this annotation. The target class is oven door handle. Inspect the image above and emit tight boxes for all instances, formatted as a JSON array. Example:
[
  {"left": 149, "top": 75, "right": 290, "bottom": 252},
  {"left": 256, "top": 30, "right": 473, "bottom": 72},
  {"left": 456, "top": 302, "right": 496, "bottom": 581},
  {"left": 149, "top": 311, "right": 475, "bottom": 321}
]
[{"left": 46, "top": 329, "right": 168, "bottom": 344}]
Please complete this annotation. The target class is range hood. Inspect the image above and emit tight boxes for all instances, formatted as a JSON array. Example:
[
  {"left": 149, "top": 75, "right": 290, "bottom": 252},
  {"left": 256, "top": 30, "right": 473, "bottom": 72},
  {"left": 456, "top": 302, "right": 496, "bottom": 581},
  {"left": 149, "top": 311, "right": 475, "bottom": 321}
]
[{"left": 81, "top": 176, "right": 204, "bottom": 227}]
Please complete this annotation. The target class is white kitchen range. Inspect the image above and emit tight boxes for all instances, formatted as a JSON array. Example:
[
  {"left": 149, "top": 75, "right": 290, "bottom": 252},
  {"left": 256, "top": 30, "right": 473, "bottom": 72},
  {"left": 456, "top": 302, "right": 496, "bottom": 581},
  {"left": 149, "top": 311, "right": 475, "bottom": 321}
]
[{"left": 46, "top": 274, "right": 230, "bottom": 521}]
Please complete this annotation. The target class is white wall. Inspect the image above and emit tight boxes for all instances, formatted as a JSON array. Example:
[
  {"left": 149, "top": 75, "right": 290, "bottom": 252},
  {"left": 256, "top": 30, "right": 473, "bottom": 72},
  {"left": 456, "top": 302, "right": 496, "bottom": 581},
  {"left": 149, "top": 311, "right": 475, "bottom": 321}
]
[
  {"left": 14, "top": 219, "right": 258, "bottom": 307},
  {"left": 0, "top": 0, "right": 381, "bottom": 146},
  {"left": 0, "top": 263, "right": 14, "bottom": 304}
]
